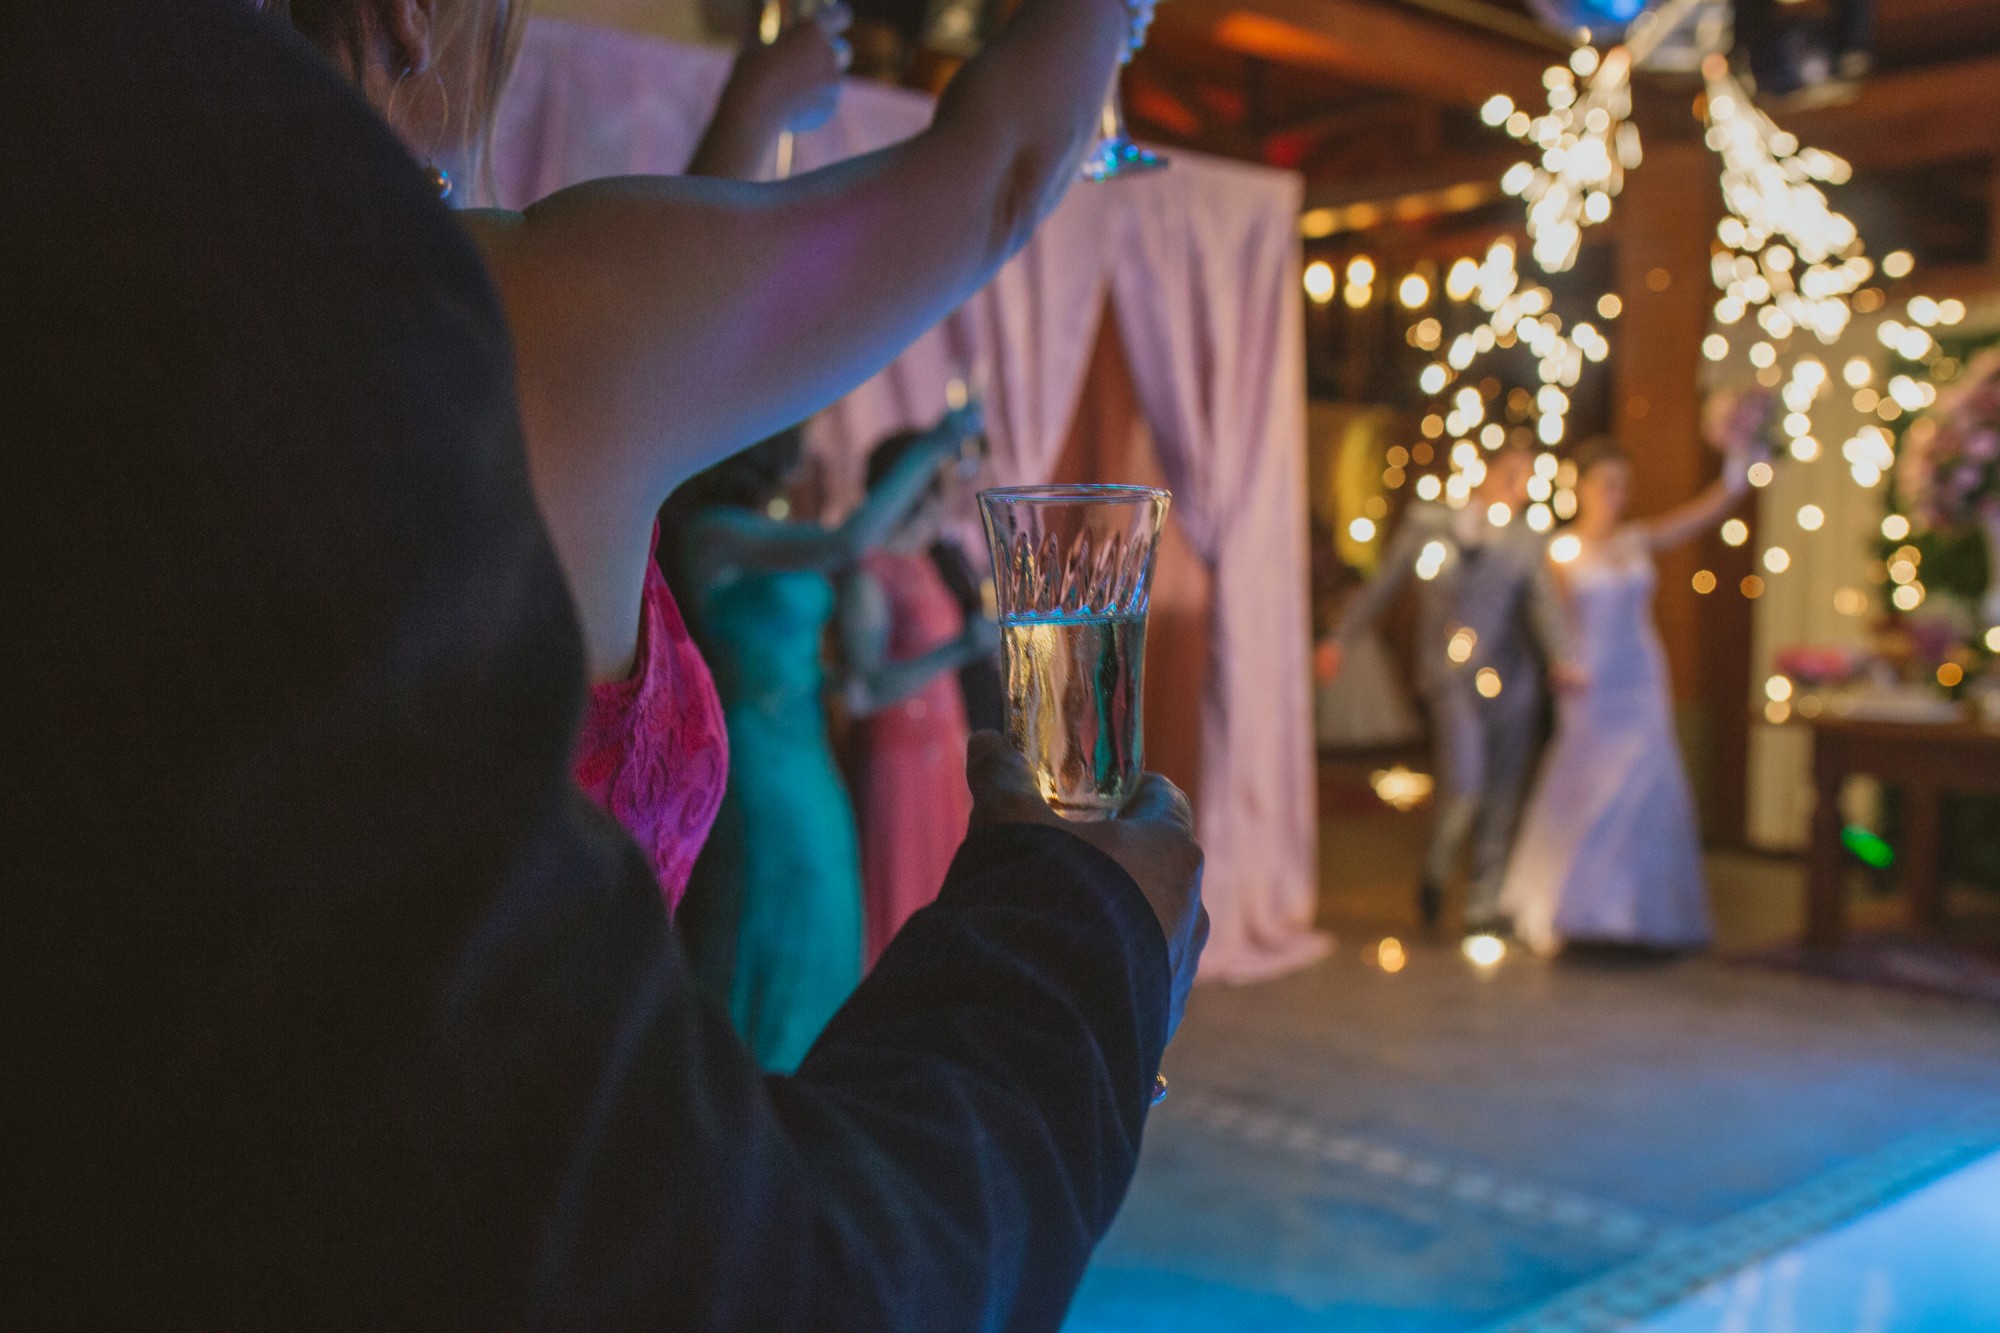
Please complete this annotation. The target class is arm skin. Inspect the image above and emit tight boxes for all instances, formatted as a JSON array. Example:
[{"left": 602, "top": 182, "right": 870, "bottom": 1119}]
[
  {"left": 1523, "top": 549, "right": 1574, "bottom": 678},
  {"left": 461, "top": 0, "right": 1131, "bottom": 677},
  {"left": 836, "top": 566, "right": 999, "bottom": 715},
  {"left": 685, "top": 5, "right": 853, "bottom": 182},
  {"left": 680, "top": 409, "right": 971, "bottom": 586},
  {"left": 1635, "top": 464, "right": 1754, "bottom": 554}
]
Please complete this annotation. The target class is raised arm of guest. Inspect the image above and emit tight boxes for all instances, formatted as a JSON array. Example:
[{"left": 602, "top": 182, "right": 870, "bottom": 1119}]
[
  {"left": 685, "top": 5, "right": 853, "bottom": 181},
  {"left": 837, "top": 566, "right": 1000, "bottom": 715},
  {"left": 291, "top": 0, "right": 1144, "bottom": 679},
  {"left": 679, "top": 405, "right": 979, "bottom": 588}
]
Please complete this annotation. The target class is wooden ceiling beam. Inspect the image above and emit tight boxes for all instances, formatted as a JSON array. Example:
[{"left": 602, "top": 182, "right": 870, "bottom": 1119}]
[
  {"left": 1777, "top": 52, "right": 2000, "bottom": 167},
  {"left": 1160, "top": 0, "right": 1560, "bottom": 110}
]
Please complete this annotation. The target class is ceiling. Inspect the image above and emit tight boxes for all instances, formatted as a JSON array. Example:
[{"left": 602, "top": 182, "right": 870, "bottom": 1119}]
[{"left": 1121, "top": 0, "right": 2000, "bottom": 215}]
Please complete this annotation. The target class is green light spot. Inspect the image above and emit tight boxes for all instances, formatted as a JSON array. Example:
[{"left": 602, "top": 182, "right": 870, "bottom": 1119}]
[{"left": 1843, "top": 826, "right": 1895, "bottom": 870}]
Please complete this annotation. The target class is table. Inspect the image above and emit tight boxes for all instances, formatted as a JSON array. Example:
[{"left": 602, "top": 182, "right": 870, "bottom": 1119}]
[{"left": 1806, "top": 716, "right": 2000, "bottom": 949}]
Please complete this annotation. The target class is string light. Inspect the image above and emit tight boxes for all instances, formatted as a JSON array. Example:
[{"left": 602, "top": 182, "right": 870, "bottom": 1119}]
[
  {"left": 1497, "top": 45, "right": 1640, "bottom": 274},
  {"left": 1702, "top": 54, "right": 1861, "bottom": 347},
  {"left": 1304, "top": 261, "right": 1336, "bottom": 304},
  {"left": 1797, "top": 504, "right": 1825, "bottom": 531}
]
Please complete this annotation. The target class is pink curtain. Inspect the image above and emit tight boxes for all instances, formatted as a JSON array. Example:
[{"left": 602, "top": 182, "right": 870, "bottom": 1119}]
[{"left": 491, "top": 19, "right": 1327, "bottom": 985}]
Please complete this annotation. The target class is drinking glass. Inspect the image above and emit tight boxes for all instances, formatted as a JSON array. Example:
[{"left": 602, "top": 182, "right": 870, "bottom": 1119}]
[
  {"left": 979, "top": 486, "right": 1171, "bottom": 820},
  {"left": 1082, "top": 1, "right": 1168, "bottom": 183},
  {"left": 1082, "top": 82, "right": 1167, "bottom": 182}
]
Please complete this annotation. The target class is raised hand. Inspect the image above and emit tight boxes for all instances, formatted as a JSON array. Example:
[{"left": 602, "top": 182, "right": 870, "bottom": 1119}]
[{"left": 739, "top": 2, "right": 854, "bottom": 136}]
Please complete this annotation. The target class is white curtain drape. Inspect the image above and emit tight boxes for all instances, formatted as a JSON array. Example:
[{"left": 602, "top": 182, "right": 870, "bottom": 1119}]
[{"left": 493, "top": 18, "right": 1327, "bottom": 984}]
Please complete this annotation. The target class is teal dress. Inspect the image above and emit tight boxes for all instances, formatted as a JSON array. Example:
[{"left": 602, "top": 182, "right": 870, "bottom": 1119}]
[{"left": 681, "top": 568, "right": 863, "bottom": 1073}]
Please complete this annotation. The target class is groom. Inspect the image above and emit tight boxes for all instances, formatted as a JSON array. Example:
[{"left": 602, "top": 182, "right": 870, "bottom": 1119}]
[{"left": 1334, "top": 446, "right": 1577, "bottom": 933}]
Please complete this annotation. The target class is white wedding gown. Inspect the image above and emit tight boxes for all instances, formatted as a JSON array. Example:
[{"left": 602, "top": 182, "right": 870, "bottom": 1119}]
[{"left": 1500, "top": 530, "right": 1712, "bottom": 954}]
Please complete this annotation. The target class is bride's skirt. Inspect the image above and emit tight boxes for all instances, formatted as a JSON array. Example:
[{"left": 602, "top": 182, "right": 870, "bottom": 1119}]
[{"left": 1500, "top": 687, "right": 1711, "bottom": 955}]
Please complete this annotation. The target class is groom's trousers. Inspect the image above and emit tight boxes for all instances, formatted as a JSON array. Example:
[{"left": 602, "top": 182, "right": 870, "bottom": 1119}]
[{"left": 1424, "top": 674, "right": 1545, "bottom": 923}]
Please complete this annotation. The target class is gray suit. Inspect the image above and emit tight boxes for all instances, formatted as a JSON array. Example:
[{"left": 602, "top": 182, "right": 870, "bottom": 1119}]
[{"left": 1339, "top": 503, "right": 1568, "bottom": 924}]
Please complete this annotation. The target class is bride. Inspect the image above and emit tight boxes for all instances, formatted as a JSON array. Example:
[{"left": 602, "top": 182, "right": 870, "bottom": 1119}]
[{"left": 1499, "top": 412, "right": 1763, "bottom": 955}]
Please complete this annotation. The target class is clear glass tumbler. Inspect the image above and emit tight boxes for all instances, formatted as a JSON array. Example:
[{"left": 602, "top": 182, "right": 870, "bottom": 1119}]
[{"left": 979, "top": 485, "right": 1171, "bottom": 820}]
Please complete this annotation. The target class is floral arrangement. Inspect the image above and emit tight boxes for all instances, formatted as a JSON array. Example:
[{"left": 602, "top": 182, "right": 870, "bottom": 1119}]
[
  {"left": 1701, "top": 384, "right": 1782, "bottom": 460},
  {"left": 1773, "top": 644, "right": 1867, "bottom": 687},
  {"left": 1898, "top": 348, "right": 2000, "bottom": 530}
]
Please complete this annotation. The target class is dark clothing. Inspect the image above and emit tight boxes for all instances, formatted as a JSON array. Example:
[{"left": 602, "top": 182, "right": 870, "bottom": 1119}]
[
  {"left": 3, "top": 4, "right": 1170, "bottom": 1329},
  {"left": 932, "top": 537, "right": 1007, "bottom": 734}
]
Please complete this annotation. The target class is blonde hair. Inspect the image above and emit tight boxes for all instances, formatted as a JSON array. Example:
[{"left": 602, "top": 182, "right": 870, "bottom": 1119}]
[{"left": 261, "top": 0, "right": 530, "bottom": 202}]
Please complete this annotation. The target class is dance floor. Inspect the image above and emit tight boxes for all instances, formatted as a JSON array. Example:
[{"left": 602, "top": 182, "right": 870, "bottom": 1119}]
[{"left": 1063, "top": 781, "right": 2000, "bottom": 1331}]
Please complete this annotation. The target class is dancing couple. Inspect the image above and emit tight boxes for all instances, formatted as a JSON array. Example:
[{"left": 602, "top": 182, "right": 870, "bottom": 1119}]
[{"left": 1338, "top": 414, "right": 1763, "bottom": 953}]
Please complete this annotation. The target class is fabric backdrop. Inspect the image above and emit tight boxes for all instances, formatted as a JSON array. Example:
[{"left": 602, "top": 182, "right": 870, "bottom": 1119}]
[{"left": 493, "top": 19, "right": 1326, "bottom": 984}]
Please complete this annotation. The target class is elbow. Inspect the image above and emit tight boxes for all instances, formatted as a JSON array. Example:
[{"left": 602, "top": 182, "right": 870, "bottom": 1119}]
[
  {"left": 933, "top": 87, "right": 1072, "bottom": 269},
  {"left": 987, "top": 142, "right": 1065, "bottom": 262}
]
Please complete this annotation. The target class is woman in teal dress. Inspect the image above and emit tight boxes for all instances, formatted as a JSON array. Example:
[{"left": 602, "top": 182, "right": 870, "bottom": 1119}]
[{"left": 665, "top": 412, "right": 977, "bottom": 1071}]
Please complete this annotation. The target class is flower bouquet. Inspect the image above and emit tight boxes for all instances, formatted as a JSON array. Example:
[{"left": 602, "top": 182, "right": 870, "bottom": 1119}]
[{"left": 1899, "top": 348, "right": 2000, "bottom": 531}]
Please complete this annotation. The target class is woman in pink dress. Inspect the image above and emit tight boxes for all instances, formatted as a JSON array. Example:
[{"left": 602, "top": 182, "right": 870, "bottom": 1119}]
[
  {"left": 571, "top": 528, "right": 730, "bottom": 912},
  {"left": 840, "top": 432, "right": 1001, "bottom": 966}
]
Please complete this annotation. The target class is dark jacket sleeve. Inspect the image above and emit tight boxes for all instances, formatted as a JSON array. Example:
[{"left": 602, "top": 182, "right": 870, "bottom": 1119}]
[{"left": 503, "top": 821, "right": 1171, "bottom": 1331}]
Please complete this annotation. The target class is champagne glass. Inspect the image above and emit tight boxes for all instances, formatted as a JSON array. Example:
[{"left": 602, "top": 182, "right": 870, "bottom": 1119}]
[
  {"left": 1082, "top": 4, "right": 1167, "bottom": 182},
  {"left": 979, "top": 486, "right": 1170, "bottom": 819},
  {"left": 1082, "top": 82, "right": 1166, "bottom": 183}
]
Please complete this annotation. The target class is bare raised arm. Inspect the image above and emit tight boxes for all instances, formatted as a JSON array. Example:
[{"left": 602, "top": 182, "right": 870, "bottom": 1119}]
[
  {"left": 469, "top": 0, "right": 1132, "bottom": 537},
  {"left": 681, "top": 407, "right": 974, "bottom": 587},
  {"left": 836, "top": 567, "right": 998, "bottom": 715},
  {"left": 1637, "top": 452, "right": 1753, "bottom": 554},
  {"left": 686, "top": 5, "right": 854, "bottom": 182}
]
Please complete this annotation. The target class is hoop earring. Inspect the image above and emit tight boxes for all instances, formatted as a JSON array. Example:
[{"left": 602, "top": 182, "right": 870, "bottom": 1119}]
[{"left": 387, "top": 67, "right": 455, "bottom": 202}]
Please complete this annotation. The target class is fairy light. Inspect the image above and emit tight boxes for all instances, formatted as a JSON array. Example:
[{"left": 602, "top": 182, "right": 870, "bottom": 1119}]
[
  {"left": 1702, "top": 52, "right": 1865, "bottom": 349},
  {"left": 1797, "top": 504, "right": 1825, "bottom": 531},
  {"left": 1304, "top": 261, "right": 1336, "bottom": 304},
  {"left": 1844, "top": 357, "right": 1873, "bottom": 387},
  {"left": 1498, "top": 45, "right": 1639, "bottom": 274},
  {"left": 1416, "top": 540, "right": 1449, "bottom": 580},
  {"left": 1399, "top": 274, "right": 1431, "bottom": 308},
  {"left": 1550, "top": 533, "right": 1583, "bottom": 564},
  {"left": 1350, "top": 517, "right": 1378, "bottom": 542},
  {"left": 1721, "top": 518, "right": 1750, "bottom": 546},
  {"left": 1882, "top": 514, "right": 1911, "bottom": 541}
]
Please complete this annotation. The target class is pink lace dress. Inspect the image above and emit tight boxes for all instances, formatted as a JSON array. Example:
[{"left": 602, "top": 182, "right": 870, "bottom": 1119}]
[{"left": 572, "top": 548, "right": 729, "bottom": 913}]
